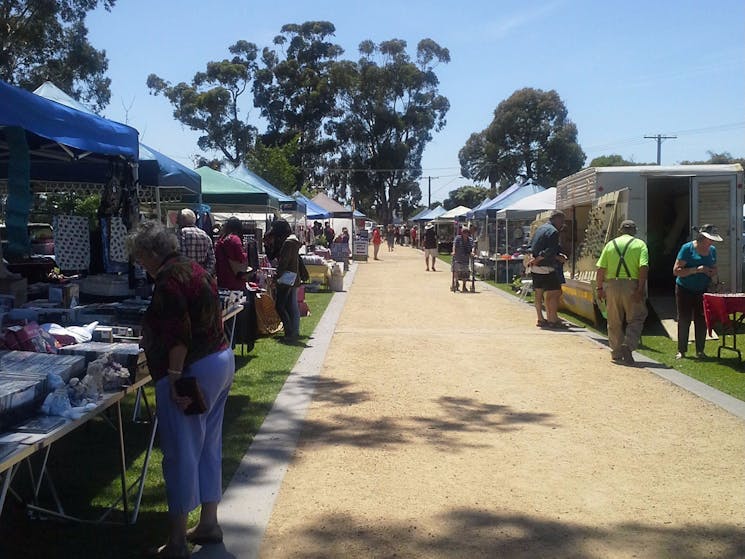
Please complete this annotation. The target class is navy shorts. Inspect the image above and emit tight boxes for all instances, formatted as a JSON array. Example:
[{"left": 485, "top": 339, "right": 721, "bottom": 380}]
[{"left": 532, "top": 271, "right": 561, "bottom": 291}]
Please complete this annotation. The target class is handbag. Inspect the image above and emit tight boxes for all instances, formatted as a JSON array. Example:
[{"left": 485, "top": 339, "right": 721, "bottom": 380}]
[{"left": 276, "top": 271, "right": 297, "bottom": 286}]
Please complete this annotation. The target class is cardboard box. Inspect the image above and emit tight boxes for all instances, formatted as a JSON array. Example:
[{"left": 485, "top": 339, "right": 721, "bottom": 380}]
[{"left": 48, "top": 283, "right": 80, "bottom": 308}]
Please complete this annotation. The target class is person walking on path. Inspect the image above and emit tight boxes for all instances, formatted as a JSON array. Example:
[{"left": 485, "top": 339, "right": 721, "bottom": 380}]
[
  {"left": 423, "top": 222, "right": 438, "bottom": 271},
  {"left": 177, "top": 208, "right": 216, "bottom": 276},
  {"left": 410, "top": 225, "right": 417, "bottom": 248},
  {"left": 451, "top": 225, "right": 475, "bottom": 292},
  {"left": 672, "top": 224, "right": 722, "bottom": 359},
  {"left": 386, "top": 224, "right": 396, "bottom": 252},
  {"left": 371, "top": 226, "right": 382, "bottom": 260},
  {"left": 596, "top": 219, "right": 649, "bottom": 365},
  {"left": 528, "top": 210, "right": 567, "bottom": 329}
]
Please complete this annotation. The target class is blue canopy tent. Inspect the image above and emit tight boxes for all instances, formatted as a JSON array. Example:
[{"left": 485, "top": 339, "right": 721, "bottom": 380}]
[
  {"left": 481, "top": 179, "right": 546, "bottom": 254},
  {"left": 293, "top": 192, "right": 331, "bottom": 220},
  {"left": 411, "top": 206, "right": 447, "bottom": 222},
  {"left": 466, "top": 196, "right": 495, "bottom": 219},
  {"left": 33, "top": 82, "right": 201, "bottom": 217},
  {"left": 0, "top": 79, "right": 139, "bottom": 259}
]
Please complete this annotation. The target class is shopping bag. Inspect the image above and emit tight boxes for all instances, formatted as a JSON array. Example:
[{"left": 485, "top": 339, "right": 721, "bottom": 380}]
[{"left": 255, "top": 292, "right": 283, "bottom": 335}]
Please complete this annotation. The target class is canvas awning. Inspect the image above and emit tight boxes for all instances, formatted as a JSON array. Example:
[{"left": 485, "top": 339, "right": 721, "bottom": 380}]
[
  {"left": 496, "top": 188, "right": 556, "bottom": 220},
  {"left": 310, "top": 192, "right": 354, "bottom": 218}
]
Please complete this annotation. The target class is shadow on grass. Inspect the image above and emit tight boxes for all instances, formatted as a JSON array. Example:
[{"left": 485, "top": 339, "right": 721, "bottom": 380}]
[{"left": 266, "top": 508, "right": 745, "bottom": 559}]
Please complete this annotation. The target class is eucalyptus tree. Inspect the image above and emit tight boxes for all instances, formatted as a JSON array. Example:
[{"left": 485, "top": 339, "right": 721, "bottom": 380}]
[
  {"left": 0, "top": 0, "right": 116, "bottom": 111},
  {"left": 254, "top": 21, "right": 344, "bottom": 189},
  {"left": 146, "top": 40, "right": 260, "bottom": 168},
  {"left": 329, "top": 38, "right": 450, "bottom": 224}
]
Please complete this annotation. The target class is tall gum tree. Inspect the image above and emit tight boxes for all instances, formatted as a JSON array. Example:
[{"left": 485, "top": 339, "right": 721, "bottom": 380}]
[
  {"left": 146, "top": 40, "right": 260, "bottom": 168},
  {"left": 328, "top": 38, "right": 450, "bottom": 224},
  {"left": 254, "top": 21, "right": 343, "bottom": 189}
]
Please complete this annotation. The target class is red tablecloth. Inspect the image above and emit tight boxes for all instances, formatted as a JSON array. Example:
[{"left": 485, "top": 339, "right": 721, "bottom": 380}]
[{"left": 702, "top": 293, "right": 745, "bottom": 335}]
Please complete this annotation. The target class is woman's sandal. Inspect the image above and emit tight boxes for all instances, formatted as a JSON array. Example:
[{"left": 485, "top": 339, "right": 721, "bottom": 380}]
[
  {"left": 536, "top": 319, "right": 548, "bottom": 328},
  {"left": 186, "top": 525, "right": 224, "bottom": 545},
  {"left": 547, "top": 321, "right": 570, "bottom": 330}
]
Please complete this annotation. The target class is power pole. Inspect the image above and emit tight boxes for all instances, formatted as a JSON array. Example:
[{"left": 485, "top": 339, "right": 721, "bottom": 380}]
[
  {"left": 644, "top": 134, "right": 677, "bottom": 165},
  {"left": 425, "top": 176, "right": 439, "bottom": 209}
]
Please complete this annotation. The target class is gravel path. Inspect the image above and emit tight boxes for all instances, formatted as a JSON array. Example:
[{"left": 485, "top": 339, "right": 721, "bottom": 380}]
[{"left": 258, "top": 246, "right": 745, "bottom": 559}]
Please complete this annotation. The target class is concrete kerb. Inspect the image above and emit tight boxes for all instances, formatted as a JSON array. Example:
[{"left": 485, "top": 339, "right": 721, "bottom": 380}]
[
  {"left": 193, "top": 263, "right": 359, "bottom": 559},
  {"left": 477, "top": 277, "right": 745, "bottom": 421}
]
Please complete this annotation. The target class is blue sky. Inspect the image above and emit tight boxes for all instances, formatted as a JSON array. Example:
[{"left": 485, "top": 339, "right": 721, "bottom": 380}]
[{"left": 86, "top": 0, "right": 744, "bottom": 203}]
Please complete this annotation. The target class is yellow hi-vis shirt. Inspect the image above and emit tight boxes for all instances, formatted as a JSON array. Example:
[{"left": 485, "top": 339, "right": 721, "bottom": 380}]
[{"left": 596, "top": 234, "right": 649, "bottom": 279}]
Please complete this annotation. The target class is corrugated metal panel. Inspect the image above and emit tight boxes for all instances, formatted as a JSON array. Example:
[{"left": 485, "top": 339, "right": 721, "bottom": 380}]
[{"left": 557, "top": 168, "right": 597, "bottom": 208}]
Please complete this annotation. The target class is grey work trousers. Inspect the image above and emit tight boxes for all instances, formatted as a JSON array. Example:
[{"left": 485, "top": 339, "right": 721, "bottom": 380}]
[{"left": 605, "top": 279, "right": 648, "bottom": 358}]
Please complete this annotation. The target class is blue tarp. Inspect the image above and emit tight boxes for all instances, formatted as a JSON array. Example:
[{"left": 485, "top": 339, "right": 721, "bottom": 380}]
[
  {"left": 32, "top": 82, "right": 200, "bottom": 195},
  {"left": 0, "top": 79, "right": 138, "bottom": 159},
  {"left": 293, "top": 192, "right": 331, "bottom": 220}
]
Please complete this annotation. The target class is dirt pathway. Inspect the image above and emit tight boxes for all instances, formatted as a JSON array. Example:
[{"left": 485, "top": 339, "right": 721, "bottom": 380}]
[{"left": 260, "top": 247, "right": 745, "bottom": 558}]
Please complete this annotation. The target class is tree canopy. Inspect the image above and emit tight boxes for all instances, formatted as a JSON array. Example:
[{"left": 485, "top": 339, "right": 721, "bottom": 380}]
[
  {"left": 328, "top": 38, "right": 450, "bottom": 223},
  {"left": 442, "top": 185, "right": 489, "bottom": 211},
  {"left": 254, "top": 21, "right": 343, "bottom": 189},
  {"left": 460, "top": 88, "right": 585, "bottom": 191},
  {"left": 0, "top": 0, "right": 116, "bottom": 112},
  {"left": 147, "top": 40, "right": 261, "bottom": 168},
  {"left": 679, "top": 151, "right": 745, "bottom": 167},
  {"left": 146, "top": 23, "right": 450, "bottom": 215}
]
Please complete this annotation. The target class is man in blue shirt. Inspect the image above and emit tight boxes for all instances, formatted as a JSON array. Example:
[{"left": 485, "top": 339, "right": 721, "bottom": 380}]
[{"left": 529, "top": 211, "right": 567, "bottom": 328}]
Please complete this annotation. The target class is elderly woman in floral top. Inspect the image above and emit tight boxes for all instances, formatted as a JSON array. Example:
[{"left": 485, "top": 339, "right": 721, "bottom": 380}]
[{"left": 128, "top": 220, "right": 233, "bottom": 559}]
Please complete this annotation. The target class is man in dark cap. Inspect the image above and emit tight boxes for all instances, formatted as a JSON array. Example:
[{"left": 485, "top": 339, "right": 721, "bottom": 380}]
[{"left": 596, "top": 219, "right": 649, "bottom": 365}]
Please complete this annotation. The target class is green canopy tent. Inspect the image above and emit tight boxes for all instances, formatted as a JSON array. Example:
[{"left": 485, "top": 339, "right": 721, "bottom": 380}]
[{"left": 195, "top": 166, "right": 279, "bottom": 210}]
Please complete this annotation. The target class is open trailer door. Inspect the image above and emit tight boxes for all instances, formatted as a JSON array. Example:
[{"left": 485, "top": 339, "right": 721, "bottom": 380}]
[{"left": 691, "top": 174, "right": 739, "bottom": 291}]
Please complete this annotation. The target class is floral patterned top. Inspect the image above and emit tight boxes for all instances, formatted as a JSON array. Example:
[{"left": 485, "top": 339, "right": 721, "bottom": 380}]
[{"left": 140, "top": 253, "right": 228, "bottom": 382}]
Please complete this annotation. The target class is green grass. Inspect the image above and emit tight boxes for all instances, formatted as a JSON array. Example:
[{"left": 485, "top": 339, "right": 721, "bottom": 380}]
[
  {"left": 481, "top": 273, "right": 745, "bottom": 402},
  {"left": 0, "top": 290, "right": 333, "bottom": 558}
]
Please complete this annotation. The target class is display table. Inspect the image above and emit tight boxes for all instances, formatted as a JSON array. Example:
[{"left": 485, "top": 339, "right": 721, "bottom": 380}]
[
  {"left": 0, "top": 377, "right": 149, "bottom": 524},
  {"left": 703, "top": 293, "right": 745, "bottom": 361},
  {"left": 494, "top": 257, "right": 526, "bottom": 283}
]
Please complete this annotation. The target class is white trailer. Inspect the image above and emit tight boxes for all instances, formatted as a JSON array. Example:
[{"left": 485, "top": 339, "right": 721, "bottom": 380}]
[{"left": 555, "top": 164, "right": 744, "bottom": 325}]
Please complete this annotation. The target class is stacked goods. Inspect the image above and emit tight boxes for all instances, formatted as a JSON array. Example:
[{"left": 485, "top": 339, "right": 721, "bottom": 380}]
[
  {"left": 59, "top": 341, "right": 147, "bottom": 383},
  {"left": 0, "top": 353, "right": 85, "bottom": 430}
]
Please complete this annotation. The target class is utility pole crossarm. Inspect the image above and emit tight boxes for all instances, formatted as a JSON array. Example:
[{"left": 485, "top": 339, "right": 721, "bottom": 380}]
[{"left": 644, "top": 134, "right": 677, "bottom": 165}]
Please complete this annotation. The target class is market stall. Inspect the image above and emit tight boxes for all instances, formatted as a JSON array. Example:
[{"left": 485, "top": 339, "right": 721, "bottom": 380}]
[
  {"left": 494, "top": 188, "right": 557, "bottom": 283},
  {"left": 32, "top": 82, "right": 202, "bottom": 218}
]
